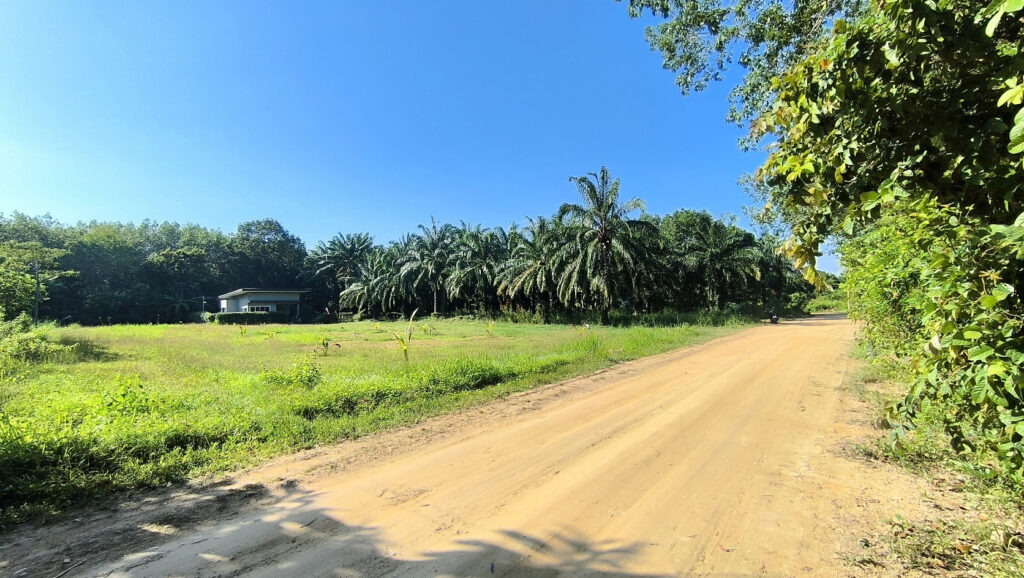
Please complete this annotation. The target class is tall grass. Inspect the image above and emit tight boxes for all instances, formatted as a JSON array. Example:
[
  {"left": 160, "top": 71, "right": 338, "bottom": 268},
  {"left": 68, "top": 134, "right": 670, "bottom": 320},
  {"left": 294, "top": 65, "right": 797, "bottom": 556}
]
[{"left": 0, "top": 317, "right": 751, "bottom": 525}]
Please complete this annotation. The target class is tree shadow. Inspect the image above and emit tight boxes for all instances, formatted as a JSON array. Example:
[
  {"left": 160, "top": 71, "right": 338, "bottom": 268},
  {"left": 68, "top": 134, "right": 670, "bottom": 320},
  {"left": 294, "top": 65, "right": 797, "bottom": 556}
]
[
  {"left": 53, "top": 336, "right": 121, "bottom": 362},
  {"left": 52, "top": 481, "right": 674, "bottom": 577},
  {"left": 774, "top": 312, "right": 849, "bottom": 327},
  {"left": 418, "top": 528, "right": 668, "bottom": 577}
]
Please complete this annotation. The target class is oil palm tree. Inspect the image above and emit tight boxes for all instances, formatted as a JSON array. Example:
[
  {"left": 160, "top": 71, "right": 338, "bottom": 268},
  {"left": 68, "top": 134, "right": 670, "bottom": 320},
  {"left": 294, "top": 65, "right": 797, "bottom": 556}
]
[
  {"left": 754, "top": 234, "right": 806, "bottom": 308},
  {"left": 555, "top": 167, "right": 658, "bottom": 324},
  {"left": 498, "top": 216, "right": 559, "bottom": 321},
  {"left": 305, "top": 232, "right": 374, "bottom": 309},
  {"left": 684, "top": 218, "right": 759, "bottom": 310},
  {"left": 446, "top": 223, "right": 507, "bottom": 312},
  {"left": 399, "top": 218, "right": 456, "bottom": 315}
]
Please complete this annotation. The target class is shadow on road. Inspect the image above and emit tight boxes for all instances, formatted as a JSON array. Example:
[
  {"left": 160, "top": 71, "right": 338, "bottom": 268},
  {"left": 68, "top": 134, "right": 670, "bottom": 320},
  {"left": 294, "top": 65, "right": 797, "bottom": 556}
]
[
  {"left": 83, "top": 481, "right": 673, "bottom": 577},
  {"left": 775, "top": 312, "right": 849, "bottom": 327}
]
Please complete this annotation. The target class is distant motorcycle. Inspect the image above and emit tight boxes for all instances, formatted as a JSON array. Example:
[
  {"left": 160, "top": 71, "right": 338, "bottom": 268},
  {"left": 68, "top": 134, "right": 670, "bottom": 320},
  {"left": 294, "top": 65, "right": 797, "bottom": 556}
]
[{"left": 769, "top": 311, "right": 779, "bottom": 324}]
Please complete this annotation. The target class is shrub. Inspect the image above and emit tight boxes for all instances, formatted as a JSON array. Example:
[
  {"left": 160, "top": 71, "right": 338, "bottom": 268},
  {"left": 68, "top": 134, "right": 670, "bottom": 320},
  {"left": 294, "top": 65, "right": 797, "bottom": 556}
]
[
  {"left": 0, "top": 314, "right": 75, "bottom": 375},
  {"left": 212, "top": 312, "right": 287, "bottom": 325},
  {"left": 807, "top": 291, "right": 847, "bottom": 313}
]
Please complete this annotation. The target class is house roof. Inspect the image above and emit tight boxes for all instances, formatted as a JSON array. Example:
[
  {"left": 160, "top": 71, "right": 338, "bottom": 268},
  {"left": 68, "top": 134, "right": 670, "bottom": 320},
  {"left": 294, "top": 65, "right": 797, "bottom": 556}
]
[{"left": 218, "top": 288, "right": 310, "bottom": 299}]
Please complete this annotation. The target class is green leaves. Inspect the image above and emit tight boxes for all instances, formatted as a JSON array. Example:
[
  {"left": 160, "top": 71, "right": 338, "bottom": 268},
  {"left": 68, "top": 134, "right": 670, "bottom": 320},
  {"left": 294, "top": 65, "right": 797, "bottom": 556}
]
[
  {"left": 968, "top": 344, "right": 995, "bottom": 361},
  {"left": 883, "top": 43, "right": 902, "bottom": 68},
  {"left": 1009, "top": 107, "right": 1024, "bottom": 155},
  {"left": 997, "top": 79, "right": 1023, "bottom": 108},
  {"left": 980, "top": 283, "right": 1014, "bottom": 309},
  {"left": 981, "top": 0, "right": 1024, "bottom": 36}
]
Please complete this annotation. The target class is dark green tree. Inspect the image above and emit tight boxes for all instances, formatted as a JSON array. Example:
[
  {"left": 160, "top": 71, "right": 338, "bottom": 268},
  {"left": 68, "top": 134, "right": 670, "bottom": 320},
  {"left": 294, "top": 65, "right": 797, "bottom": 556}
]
[
  {"left": 228, "top": 219, "right": 306, "bottom": 289},
  {"left": 556, "top": 167, "right": 658, "bottom": 324},
  {"left": 498, "top": 217, "right": 560, "bottom": 321},
  {"left": 399, "top": 219, "right": 456, "bottom": 315},
  {"left": 447, "top": 223, "right": 507, "bottom": 313}
]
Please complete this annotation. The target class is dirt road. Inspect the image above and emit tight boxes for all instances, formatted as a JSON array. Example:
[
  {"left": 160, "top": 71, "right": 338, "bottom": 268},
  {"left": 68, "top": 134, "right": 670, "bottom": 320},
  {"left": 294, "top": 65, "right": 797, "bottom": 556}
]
[{"left": 8, "top": 315, "right": 909, "bottom": 577}]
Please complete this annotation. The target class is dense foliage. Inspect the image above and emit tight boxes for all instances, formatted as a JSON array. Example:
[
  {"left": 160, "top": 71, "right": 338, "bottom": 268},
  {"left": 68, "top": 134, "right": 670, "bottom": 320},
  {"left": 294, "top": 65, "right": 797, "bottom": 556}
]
[
  {"left": 751, "top": 0, "right": 1024, "bottom": 484},
  {"left": 0, "top": 215, "right": 306, "bottom": 324},
  {"left": 1, "top": 168, "right": 817, "bottom": 326},
  {"left": 0, "top": 314, "right": 73, "bottom": 377}
]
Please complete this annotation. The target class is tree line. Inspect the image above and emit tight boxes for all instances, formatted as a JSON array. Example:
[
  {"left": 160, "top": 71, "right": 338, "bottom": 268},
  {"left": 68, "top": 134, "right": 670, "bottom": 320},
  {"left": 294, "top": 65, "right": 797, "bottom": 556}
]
[{"left": 0, "top": 167, "right": 815, "bottom": 325}]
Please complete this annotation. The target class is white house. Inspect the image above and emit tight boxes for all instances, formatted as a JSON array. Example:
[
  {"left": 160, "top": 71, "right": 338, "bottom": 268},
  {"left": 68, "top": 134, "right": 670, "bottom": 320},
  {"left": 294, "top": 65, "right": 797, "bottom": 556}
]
[{"left": 218, "top": 288, "right": 308, "bottom": 320}]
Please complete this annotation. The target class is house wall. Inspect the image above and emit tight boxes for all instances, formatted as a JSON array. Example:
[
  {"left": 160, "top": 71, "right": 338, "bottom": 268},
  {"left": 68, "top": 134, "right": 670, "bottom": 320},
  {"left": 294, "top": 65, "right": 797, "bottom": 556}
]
[
  {"left": 219, "top": 292, "right": 303, "bottom": 315},
  {"left": 221, "top": 296, "right": 247, "bottom": 312}
]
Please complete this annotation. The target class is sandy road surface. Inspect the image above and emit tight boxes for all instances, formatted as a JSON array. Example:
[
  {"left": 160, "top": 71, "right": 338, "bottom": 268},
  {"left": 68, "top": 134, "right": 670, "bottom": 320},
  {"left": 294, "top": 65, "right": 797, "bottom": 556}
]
[{"left": 9, "top": 315, "right": 878, "bottom": 577}]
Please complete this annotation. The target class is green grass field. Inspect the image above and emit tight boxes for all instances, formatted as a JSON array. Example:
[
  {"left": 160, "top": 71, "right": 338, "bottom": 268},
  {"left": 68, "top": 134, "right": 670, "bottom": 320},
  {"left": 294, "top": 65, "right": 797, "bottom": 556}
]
[{"left": 0, "top": 317, "right": 750, "bottom": 524}]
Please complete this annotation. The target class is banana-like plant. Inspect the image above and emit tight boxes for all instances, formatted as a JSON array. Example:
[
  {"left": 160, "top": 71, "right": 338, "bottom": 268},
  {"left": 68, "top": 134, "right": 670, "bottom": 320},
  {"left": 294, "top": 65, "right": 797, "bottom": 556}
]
[
  {"left": 317, "top": 334, "right": 331, "bottom": 356},
  {"left": 390, "top": 308, "right": 418, "bottom": 363}
]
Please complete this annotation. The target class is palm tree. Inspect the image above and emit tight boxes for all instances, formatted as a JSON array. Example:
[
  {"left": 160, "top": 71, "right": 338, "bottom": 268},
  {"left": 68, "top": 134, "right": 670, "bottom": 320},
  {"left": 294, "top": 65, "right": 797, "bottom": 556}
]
[
  {"left": 447, "top": 223, "right": 506, "bottom": 313},
  {"left": 399, "top": 218, "right": 456, "bottom": 315},
  {"left": 555, "top": 167, "right": 658, "bottom": 324},
  {"left": 498, "top": 216, "right": 558, "bottom": 321},
  {"left": 305, "top": 232, "right": 374, "bottom": 310},
  {"left": 754, "top": 234, "right": 806, "bottom": 308},
  {"left": 684, "top": 218, "right": 759, "bottom": 310},
  {"left": 372, "top": 239, "right": 416, "bottom": 315},
  {"left": 338, "top": 246, "right": 387, "bottom": 315}
]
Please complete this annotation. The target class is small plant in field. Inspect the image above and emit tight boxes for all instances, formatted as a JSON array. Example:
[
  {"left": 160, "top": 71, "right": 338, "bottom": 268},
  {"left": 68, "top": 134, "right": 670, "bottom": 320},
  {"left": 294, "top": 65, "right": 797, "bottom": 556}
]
[
  {"left": 102, "top": 374, "right": 152, "bottom": 417},
  {"left": 392, "top": 333, "right": 410, "bottom": 363},
  {"left": 262, "top": 329, "right": 279, "bottom": 341},
  {"left": 373, "top": 322, "right": 382, "bottom": 333},
  {"left": 238, "top": 326, "right": 247, "bottom": 337},
  {"left": 390, "top": 308, "right": 418, "bottom": 364},
  {"left": 419, "top": 323, "right": 436, "bottom": 335},
  {"left": 486, "top": 321, "right": 496, "bottom": 337},
  {"left": 316, "top": 334, "right": 334, "bottom": 356}
]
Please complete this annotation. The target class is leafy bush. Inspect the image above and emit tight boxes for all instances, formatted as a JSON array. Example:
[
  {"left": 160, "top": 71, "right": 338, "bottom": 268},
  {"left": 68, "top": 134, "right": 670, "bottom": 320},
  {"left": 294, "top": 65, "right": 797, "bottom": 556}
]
[
  {"left": 102, "top": 375, "right": 154, "bottom": 417},
  {"left": 212, "top": 312, "right": 288, "bottom": 325},
  {"left": 807, "top": 291, "right": 847, "bottom": 313},
  {"left": 500, "top": 306, "right": 544, "bottom": 324},
  {"left": 0, "top": 315, "right": 75, "bottom": 377},
  {"left": 843, "top": 200, "right": 1024, "bottom": 487}
]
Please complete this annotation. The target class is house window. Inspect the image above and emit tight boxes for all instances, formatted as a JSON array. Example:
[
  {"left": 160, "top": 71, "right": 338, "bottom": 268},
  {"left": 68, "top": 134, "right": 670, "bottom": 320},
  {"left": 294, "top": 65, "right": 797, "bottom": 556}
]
[{"left": 248, "top": 305, "right": 271, "bottom": 312}]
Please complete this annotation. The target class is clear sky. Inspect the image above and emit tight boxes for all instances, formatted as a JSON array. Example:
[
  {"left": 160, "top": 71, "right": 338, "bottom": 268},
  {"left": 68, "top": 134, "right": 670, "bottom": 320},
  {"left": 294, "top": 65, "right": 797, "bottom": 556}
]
[{"left": 0, "top": 1, "right": 838, "bottom": 271}]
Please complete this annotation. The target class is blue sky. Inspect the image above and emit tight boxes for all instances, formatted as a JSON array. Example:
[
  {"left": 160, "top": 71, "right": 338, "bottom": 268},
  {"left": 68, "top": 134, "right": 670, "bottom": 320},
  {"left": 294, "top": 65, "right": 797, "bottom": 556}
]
[{"left": 0, "top": 1, "right": 838, "bottom": 271}]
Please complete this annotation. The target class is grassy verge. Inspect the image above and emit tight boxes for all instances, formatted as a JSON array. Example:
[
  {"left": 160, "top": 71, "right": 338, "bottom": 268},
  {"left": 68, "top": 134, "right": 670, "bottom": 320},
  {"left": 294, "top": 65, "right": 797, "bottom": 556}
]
[
  {"left": 845, "top": 346, "right": 1024, "bottom": 576},
  {"left": 0, "top": 317, "right": 750, "bottom": 526}
]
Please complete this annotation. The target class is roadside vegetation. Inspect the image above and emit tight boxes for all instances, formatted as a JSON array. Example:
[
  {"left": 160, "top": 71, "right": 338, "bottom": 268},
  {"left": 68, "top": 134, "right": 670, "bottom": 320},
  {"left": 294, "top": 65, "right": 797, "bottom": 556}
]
[
  {"left": 0, "top": 316, "right": 749, "bottom": 526},
  {"left": 754, "top": 0, "right": 1024, "bottom": 495},
  {"left": 843, "top": 349, "right": 1024, "bottom": 576}
]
